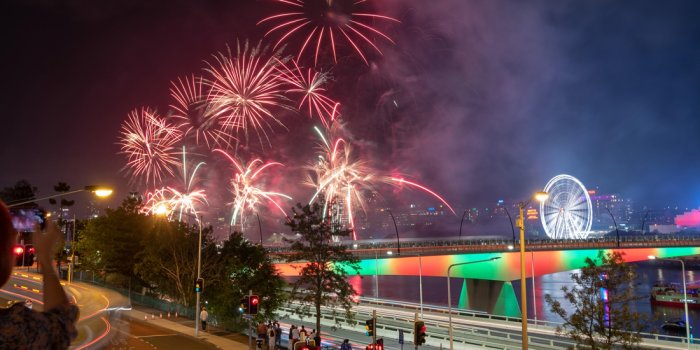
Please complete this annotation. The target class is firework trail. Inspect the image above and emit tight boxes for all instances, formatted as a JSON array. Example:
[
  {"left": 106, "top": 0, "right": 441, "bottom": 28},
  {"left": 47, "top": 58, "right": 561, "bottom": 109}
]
[
  {"left": 214, "top": 149, "right": 291, "bottom": 226},
  {"left": 204, "top": 42, "right": 292, "bottom": 148},
  {"left": 308, "top": 125, "right": 456, "bottom": 239},
  {"left": 277, "top": 59, "right": 340, "bottom": 127},
  {"left": 141, "top": 147, "right": 209, "bottom": 221},
  {"left": 258, "top": 0, "right": 400, "bottom": 65},
  {"left": 170, "top": 75, "right": 235, "bottom": 148},
  {"left": 307, "top": 125, "right": 375, "bottom": 240},
  {"left": 118, "top": 107, "right": 182, "bottom": 187}
]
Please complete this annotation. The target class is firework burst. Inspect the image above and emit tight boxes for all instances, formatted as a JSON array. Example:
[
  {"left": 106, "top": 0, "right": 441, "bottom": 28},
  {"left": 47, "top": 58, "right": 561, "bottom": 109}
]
[
  {"left": 204, "top": 42, "right": 292, "bottom": 148},
  {"left": 118, "top": 107, "right": 182, "bottom": 187},
  {"left": 258, "top": 0, "right": 400, "bottom": 65},
  {"left": 170, "top": 75, "right": 235, "bottom": 148},
  {"left": 277, "top": 59, "right": 340, "bottom": 127},
  {"left": 214, "top": 149, "right": 291, "bottom": 226},
  {"left": 307, "top": 126, "right": 456, "bottom": 239},
  {"left": 307, "top": 126, "right": 375, "bottom": 239},
  {"left": 141, "top": 147, "right": 209, "bottom": 221}
]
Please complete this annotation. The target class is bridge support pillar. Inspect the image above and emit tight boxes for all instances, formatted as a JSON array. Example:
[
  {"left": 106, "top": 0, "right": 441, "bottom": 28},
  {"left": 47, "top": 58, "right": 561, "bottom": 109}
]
[{"left": 456, "top": 279, "right": 520, "bottom": 318}]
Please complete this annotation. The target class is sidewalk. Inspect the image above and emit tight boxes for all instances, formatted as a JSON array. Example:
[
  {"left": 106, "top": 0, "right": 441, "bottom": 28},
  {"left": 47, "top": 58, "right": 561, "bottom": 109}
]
[{"left": 123, "top": 304, "right": 250, "bottom": 350}]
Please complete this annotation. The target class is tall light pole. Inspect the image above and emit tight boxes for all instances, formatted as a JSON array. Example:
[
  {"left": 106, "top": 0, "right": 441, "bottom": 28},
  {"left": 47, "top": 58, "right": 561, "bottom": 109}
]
[
  {"left": 505, "top": 209, "right": 537, "bottom": 324},
  {"left": 447, "top": 257, "right": 501, "bottom": 350},
  {"left": 649, "top": 255, "right": 690, "bottom": 349},
  {"left": 256, "top": 213, "right": 263, "bottom": 246},
  {"left": 516, "top": 191, "right": 548, "bottom": 350},
  {"left": 387, "top": 209, "right": 400, "bottom": 256},
  {"left": 194, "top": 215, "right": 203, "bottom": 338},
  {"left": 458, "top": 209, "right": 468, "bottom": 240},
  {"left": 605, "top": 207, "right": 620, "bottom": 248}
]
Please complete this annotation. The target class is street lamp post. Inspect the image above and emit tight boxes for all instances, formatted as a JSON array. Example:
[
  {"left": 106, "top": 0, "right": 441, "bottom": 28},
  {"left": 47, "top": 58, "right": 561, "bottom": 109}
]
[
  {"left": 194, "top": 215, "right": 203, "bottom": 338},
  {"left": 387, "top": 209, "right": 400, "bottom": 256},
  {"left": 516, "top": 191, "right": 548, "bottom": 350},
  {"left": 605, "top": 207, "right": 620, "bottom": 248},
  {"left": 503, "top": 206, "right": 516, "bottom": 246},
  {"left": 7, "top": 186, "right": 113, "bottom": 208},
  {"left": 447, "top": 257, "right": 501, "bottom": 350},
  {"left": 649, "top": 255, "right": 691, "bottom": 349},
  {"left": 458, "top": 209, "right": 468, "bottom": 240}
]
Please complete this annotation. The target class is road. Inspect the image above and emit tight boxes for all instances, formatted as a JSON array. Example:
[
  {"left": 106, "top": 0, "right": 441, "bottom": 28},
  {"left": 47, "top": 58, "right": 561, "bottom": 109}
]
[{"left": 1, "top": 268, "right": 217, "bottom": 350}]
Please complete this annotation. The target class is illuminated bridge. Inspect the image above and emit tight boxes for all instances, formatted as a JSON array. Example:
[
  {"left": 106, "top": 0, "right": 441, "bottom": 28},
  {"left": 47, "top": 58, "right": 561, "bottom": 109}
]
[{"left": 271, "top": 234, "right": 700, "bottom": 318}]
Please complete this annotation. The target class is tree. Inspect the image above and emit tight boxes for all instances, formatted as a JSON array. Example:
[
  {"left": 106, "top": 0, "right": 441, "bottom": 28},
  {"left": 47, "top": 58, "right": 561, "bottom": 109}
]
[
  {"left": 48, "top": 182, "right": 75, "bottom": 220},
  {"left": 544, "top": 251, "right": 645, "bottom": 349},
  {"left": 0, "top": 180, "right": 38, "bottom": 205},
  {"left": 135, "top": 219, "right": 221, "bottom": 307},
  {"left": 206, "top": 232, "right": 286, "bottom": 330},
  {"left": 76, "top": 197, "right": 149, "bottom": 283},
  {"left": 285, "top": 202, "right": 361, "bottom": 339}
]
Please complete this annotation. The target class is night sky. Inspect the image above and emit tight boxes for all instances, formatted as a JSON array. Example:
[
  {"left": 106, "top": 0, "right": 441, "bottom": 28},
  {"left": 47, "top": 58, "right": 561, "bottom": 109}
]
[{"left": 2, "top": 0, "right": 700, "bottom": 223}]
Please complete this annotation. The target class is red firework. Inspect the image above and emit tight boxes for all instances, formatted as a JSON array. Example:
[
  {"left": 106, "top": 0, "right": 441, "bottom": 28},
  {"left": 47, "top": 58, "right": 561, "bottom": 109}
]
[
  {"left": 258, "top": 0, "right": 399, "bottom": 65},
  {"left": 118, "top": 107, "right": 182, "bottom": 186},
  {"left": 277, "top": 59, "right": 340, "bottom": 127},
  {"left": 170, "top": 75, "right": 235, "bottom": 148},
  {"left": 204, "top": 42, "right": 292, "bottom": 147}
]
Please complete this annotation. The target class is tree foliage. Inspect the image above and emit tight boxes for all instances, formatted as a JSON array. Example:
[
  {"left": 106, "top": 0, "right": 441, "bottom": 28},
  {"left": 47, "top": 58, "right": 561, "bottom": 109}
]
[
  {"left": 206, "top": 232, "right": 286, "bottom": 330},
  {"left": 135, "top": 219, "right": 221, "bottom": 307},
  {"left": 76, "top": 197, "right": 149, "bottom": 279},
  {"left": 285, "top": 202, "right": 361, "bottom": 338},
  {"left": 0, "top": 180, "right": 38, "bottom": 205},
  {"left": 544, "top": 251, "right": 645, "bottom": 349}
]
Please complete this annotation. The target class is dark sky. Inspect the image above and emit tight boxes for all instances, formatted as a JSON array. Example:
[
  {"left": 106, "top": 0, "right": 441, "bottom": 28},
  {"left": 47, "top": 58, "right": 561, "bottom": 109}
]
[{"left": 2, "top": 0, "right": 700, "bottom": 220}]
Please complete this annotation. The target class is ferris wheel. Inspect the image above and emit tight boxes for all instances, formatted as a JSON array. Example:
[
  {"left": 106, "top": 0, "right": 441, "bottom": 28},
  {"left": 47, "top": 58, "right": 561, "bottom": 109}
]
[{"left": 540, "top": 174, "right": 593, "bottom": 240}]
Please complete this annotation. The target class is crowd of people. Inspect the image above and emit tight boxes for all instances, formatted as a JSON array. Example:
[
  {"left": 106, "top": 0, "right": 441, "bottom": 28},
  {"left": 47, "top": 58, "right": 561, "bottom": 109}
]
[{"left": 255, "top": 321, "right": 329, "bottom": 350}]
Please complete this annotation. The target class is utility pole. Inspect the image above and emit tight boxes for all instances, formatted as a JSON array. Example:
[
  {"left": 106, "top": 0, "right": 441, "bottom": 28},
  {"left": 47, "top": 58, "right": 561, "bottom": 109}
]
[{"left": 372, "top": 309, "right": 377, "bottom": 348}]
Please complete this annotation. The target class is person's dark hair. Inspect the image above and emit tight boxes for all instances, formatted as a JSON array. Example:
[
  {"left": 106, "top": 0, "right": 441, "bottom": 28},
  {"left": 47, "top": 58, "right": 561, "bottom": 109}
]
[{"left": 0, "top": 201, "right": 16, "bottom": 286}]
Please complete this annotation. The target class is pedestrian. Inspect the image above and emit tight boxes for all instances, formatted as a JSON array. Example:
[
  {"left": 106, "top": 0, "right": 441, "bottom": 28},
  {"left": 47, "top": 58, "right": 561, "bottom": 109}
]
[
  {"left": 267, "top": 326, "right": 276, "bottom": 350},
  {"left": 257, "top": 322, "right": 267, "bottom": 339},
  {"left": 291, "top": 325, "right": 300, "bottom": 349},
  {"left": 274, "top": 322, "right": 282, "bottom": 349},
  {"left": 200, "top": 307, "right": 209, "bottom": 331},
  {"left": 340, "top": 339, "right": 352, "bottom": 350},
  {"left": 299, "top": 325, "right": 307, "bottom": 343},
  {"left": 307, "top": 329, "right": 316, "bottom": 345}
]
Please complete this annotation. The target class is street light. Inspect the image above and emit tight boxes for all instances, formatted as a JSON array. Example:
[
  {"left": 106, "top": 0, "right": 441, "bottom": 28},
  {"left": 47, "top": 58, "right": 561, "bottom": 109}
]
[
  {"left": 447, "top": 257, "right": 501, "bottom": 350},
  {"left": 458, "top": 209, "right": 468, "bottom": 240},
  {"left": 649, "top": 255, "right": 691, "bottom": 349},
  {"left": 7, "top": 185, "right": 114, "bottom": 208},
  {"left": 386, "top": 209, "right": 400, "bottom": 256},
  {"left": 517, "top": 191, "right": 548, "bottom": 350},
  {"left": 605, "top": 207, "right": 620, "bottom": 248}
]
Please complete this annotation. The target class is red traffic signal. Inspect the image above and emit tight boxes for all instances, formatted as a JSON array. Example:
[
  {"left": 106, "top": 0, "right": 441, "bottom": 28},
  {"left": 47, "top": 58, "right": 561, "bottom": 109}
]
[
  {"left": 13, "top": 246, "right": 24, "bottom": 256},
  {"left": 249, "top": 295, "right": 259, "bottom": 314}
]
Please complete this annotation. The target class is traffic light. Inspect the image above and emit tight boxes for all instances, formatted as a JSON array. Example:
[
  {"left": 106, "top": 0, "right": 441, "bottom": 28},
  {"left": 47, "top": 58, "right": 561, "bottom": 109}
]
[
  {"left": 238, "top": 296, "right": 249, "bottom": 314},
  {"left": 376, "top": 338, "right": 384, "bottom": 350},
  {"left": 194, "top": 278, "right": 204, "bottom": 293},
  {"left": 13, "top": 245, "right": 25, "bottom": 267},
  {"left": 414, "top": 320, "right": 426, "bottom": 345},
  {"left": 249, "top": 294, "right": 259, "bottom": 314},
  {"left": 365, "top": 318, "right": 375, "bottom": 337}
]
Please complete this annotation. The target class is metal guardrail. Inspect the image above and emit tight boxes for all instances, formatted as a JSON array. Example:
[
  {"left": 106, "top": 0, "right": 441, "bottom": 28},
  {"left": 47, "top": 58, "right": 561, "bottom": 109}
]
[{"left": 357, "top": 297, "right": 693, "bottom": 346}]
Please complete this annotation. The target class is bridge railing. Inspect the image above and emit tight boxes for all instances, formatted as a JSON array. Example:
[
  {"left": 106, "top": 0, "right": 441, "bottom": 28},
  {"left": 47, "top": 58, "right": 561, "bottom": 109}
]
[{"left": 268, "top": 233, "right": 700, "bottom": 259}]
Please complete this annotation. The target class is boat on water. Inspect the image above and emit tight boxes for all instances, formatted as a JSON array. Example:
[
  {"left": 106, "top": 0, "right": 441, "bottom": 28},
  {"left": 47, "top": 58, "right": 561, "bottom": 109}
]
[
  {"left": 651, "top": 282, "right": 700, "bottom": 308},
  {"left": 661, "top": 319, "right": 692, "bottom": 335}
]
